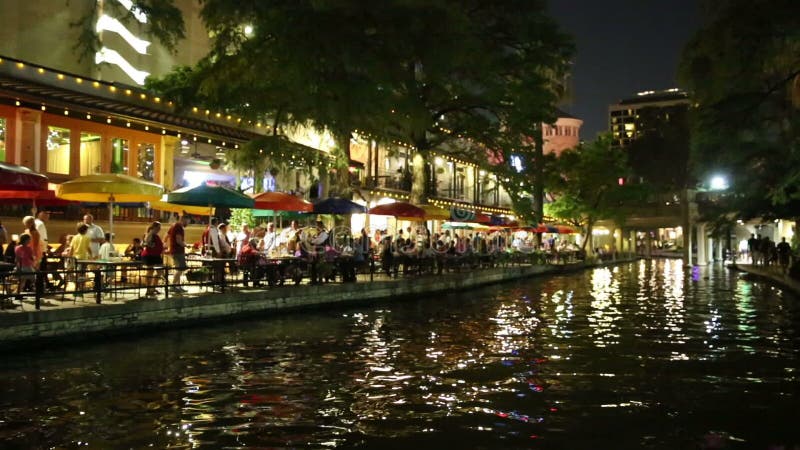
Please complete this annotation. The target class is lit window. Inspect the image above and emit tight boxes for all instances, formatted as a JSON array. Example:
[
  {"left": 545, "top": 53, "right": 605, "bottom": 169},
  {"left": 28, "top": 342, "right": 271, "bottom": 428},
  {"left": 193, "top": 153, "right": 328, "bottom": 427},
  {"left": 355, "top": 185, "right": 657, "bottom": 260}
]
[
  {"left": 0, "top": 118, "right": 6, "bottom": 162},
  {"left": 80, "top": 132, "right": 102, "bottom": 175},
  {"left": 137, "top": 142, "right": 155, "bottom": 181},
  {"left": 46, "top": 126, "right": 71, "bottom": 174},
  {"left": 111, "top": 138, "right": 129, "bottom": 174}
]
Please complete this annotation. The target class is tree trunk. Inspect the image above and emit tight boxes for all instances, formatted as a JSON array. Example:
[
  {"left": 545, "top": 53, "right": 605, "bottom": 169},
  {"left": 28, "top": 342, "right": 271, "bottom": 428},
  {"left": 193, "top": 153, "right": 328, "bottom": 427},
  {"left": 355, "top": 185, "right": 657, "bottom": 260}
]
[
  {"left": 332, "top": 133, "right": 353, "bottom": 198},
  {"left": 531, "top": 125, "right": 544, "bottom": 246},
  {"left": 411, "top": 151, "right": 427, "bottom": 204}
]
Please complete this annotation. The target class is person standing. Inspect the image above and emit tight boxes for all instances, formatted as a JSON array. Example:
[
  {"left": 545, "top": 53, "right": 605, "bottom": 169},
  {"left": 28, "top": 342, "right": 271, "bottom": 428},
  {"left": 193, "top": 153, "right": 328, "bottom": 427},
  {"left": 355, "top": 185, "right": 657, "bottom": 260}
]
[
  {"left": 21, "top": 216, "right": 41, "bottom": 269},
  {"left": 67, "top": 223, "right": 92, "bottom": 297},
  {"left": 777, "top": 237, "right": 792, "bottom": 274},
  {"left": 235, "top": 223, "right": 251, "bottom": 256},
  {"left": 13, "top": 234, "right": 36, "bottom": 299},
  {"left": 0, "top": 219, "right": 8, "bottom": 247},
  {"left": 141, "top": 221, "right": 164, "bottom": 298},
  {"left": 202, "top": 218, "right": 221, "bottom": 256},
  {"left": 166, "top": 215, "right": 189, "bottom": 293},
  {"left": 83, "top": 214, "right": 105, "bottom": 258}
]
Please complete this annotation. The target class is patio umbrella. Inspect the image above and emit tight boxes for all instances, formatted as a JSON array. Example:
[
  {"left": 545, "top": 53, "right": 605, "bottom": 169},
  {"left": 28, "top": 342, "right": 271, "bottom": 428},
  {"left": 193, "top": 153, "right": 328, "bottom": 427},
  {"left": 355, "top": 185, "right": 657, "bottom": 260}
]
[
  {"left": 57, "top": 173, "right": 164, "bottom": 233},
  {"left": 151, "top": 195, "right": 215, "bottom": 216},
  {"left": 167, "top": 184, "right": 254, "bottom": 226},
  {"left": 252, "top": 209, "right": 309, "bottom": 220},
  {"left": 369, "top": 202, "right": 425, "bottom": 218},
  {"left": 0, "top": 162, "right": 48, "bottom": 191},
  {"left": 252, "top": 191, "right": 313, "bottom": 212},
  {"left": 397, "top": 204, "right": 449, "bottom": 222},
  {"left": 313, "top": 197, "right": 366, "bottom": 215},
  {"left": 442, "top": 222, "right": 488, "bottom": 230}
]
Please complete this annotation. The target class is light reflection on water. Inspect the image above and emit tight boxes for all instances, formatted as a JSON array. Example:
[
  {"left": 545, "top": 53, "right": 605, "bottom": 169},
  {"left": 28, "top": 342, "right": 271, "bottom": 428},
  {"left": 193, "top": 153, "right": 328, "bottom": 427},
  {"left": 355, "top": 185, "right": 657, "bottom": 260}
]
[{"left": 0, "top": 260, "right": 798, "bottom": 449}]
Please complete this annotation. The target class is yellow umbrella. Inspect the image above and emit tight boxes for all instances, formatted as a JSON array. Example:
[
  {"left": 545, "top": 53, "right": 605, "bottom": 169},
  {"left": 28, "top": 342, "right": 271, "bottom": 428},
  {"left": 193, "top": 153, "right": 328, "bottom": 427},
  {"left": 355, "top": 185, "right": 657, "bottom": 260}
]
[
  {"left": 398, "top": 204, "right": 450, "bottom": 221},
  {"left": 57, "top": 173, "right": 164, "bottom": 232},
  {"left": 151, "top": 196, "right": 214, "bottom": 216}
]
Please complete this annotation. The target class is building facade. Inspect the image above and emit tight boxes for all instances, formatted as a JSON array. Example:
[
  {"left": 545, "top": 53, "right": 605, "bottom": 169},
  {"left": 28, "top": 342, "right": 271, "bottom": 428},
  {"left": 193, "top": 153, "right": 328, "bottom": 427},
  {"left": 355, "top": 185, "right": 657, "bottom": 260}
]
[{"left": 609, "top": 88, "right": 689, "bottom": 148}]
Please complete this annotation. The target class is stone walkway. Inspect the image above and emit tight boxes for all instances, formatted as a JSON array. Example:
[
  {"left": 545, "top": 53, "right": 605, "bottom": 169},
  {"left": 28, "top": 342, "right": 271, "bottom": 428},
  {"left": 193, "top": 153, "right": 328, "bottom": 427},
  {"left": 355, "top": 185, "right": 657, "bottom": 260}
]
[{"left": 733, "top": 263, "right": 800, "bottom": 296}]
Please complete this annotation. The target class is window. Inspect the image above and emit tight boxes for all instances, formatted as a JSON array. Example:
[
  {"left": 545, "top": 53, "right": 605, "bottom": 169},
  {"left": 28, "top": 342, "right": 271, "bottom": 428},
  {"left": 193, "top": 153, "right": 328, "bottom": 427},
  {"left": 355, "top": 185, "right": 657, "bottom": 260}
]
[
  {"left": 137, "top": 143, "right": 155, "bottom": 181},
  {"left": 0, "top": 118, "right": 6, "bottom": 162},
  {"left": 111, "top": 138, "right": 129, "bottom": 174},
  {"left": 46, "top": 126, "right": 71, "bottom": 174},
  {"left": 80, "top": 132, "right": 102, "bottom": 175}
]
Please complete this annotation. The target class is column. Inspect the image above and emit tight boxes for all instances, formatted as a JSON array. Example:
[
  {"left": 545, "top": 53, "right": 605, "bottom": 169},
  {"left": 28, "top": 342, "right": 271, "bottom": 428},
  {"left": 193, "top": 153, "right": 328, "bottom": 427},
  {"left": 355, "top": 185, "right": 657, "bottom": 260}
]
[
  {"left": 16, "top": 108, "right": 41, "bottom": 170},
  {"left": 696, "top": 223, "right": 708, "bottom": 265},
  {"left": 645, "top": 230, "right": 652, "bottom": 259},
  {"left": 683, "top": 224, "right": 693, "bottom": 266},
  {"left": 708, "top": 234, "right": 715, "bottom": 263},
  {"left": 630, "top": 230, "right": 637, "bottom": 255},
  {"left": 715, "top": 235, "right": 724, "bottom": 261}
]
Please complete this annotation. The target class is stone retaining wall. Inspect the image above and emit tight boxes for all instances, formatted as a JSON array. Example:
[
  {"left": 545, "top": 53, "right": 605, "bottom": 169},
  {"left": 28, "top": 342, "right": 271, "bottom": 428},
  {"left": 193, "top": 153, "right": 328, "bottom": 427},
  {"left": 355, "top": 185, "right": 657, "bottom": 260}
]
[{"left": 0, "top": 259, "right": 636, "bottom": 349}]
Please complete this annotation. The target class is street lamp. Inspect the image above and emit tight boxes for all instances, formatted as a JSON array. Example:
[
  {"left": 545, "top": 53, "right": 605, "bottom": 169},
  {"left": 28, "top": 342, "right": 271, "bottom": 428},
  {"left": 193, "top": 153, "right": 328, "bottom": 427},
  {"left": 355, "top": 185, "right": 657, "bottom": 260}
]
[{"left": 709, "top": 175, "right": 728, "bottom": 191}]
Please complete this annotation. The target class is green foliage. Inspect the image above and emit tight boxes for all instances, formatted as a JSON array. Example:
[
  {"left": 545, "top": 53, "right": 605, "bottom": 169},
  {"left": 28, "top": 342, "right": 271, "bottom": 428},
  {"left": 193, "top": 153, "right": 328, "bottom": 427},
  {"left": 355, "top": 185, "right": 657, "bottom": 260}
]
[
  {"left": 545, "top": 134, "right": 632, "bottom": 241},
  {"left": 146, "top": 0, "right": 574, "bottom": 205},
  {"left": 228, "top": 208, "right": 254, "bottom": 230},
  {"left": 679, "top": 0, "right": 800, "bottom": 220}
]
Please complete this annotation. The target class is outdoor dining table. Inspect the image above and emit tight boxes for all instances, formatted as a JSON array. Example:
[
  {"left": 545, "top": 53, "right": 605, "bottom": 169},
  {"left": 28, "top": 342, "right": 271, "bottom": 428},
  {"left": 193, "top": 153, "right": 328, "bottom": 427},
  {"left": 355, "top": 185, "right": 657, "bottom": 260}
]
[
  {"left": 186, "top": 255, "right": 237, "bottom": 292},
  {"left": 262, "top": 256, "right": 307, "bottom": 285},
  {"left": 76, "top": 259, "right": 144, "bottom": 303}
]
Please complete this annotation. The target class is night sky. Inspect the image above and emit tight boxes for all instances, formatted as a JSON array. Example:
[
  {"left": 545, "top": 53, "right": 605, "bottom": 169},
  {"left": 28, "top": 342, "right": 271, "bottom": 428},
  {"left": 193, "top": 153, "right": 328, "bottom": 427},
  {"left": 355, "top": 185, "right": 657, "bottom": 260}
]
[{"left": 548, "top": 0, "right": 702, "bottom": 139}]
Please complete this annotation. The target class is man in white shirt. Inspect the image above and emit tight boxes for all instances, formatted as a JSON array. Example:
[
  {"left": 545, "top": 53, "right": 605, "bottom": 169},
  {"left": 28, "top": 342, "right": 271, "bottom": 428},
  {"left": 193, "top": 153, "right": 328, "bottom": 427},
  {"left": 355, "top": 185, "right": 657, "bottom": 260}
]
[
  {"left": 34, "top": 210, "right": 50, "bottom": 261},
  {"left": 260, "top": 222, "right": 278, "bottom": 255},
  {"left": 83, "top": 214, "right": 105, "bottom": 257}
]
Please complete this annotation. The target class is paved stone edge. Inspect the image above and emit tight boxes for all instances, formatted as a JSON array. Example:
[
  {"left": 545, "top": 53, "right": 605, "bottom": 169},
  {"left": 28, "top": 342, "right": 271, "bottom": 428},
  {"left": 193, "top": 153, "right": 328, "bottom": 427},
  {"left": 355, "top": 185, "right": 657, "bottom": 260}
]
[
  {"left": 0, "top": 258, "right": 638, "bottom": 349},
  {"left": 731, "top": 264, "right": 800, "bottom": 296}
]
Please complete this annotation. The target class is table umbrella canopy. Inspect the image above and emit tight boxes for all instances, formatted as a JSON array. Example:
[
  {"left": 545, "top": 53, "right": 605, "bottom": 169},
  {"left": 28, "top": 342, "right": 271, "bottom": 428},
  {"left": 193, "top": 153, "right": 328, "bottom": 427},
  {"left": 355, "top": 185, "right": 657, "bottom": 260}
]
[
  {"left": 168, "top": 183, "right": 254, "bottom": 209},
  {"left": 151, "top": 195, "right": 215, "bottom": 216},
  {"left": 252, "top": 209, "right": 309, "bottom": 219},
  {"left": 57, "top": 173, "right": 164, "bottom": 203},
  {"left": 251, "top": 191, "right": 313, "bottom": 212},
  {"left": 449, "top": 207, "right": 490, "bottom": 223},
  {"left": 369, "top": 202, "right": 425, "bottom": 218},
  {"left": 397, "top": 204, "right": 449, "bottom": 221},
  {"left": 0, "top": 162, "right": 48, "bottom": 191},
  {"left": 0, "top": 189, "right": 76, "bottom": 206},
  {"left": 442, "top": 221, "right": 488, "bottom": 230},
  {"left": 313, "top": 197, "right": 366, "bottom": 215}
]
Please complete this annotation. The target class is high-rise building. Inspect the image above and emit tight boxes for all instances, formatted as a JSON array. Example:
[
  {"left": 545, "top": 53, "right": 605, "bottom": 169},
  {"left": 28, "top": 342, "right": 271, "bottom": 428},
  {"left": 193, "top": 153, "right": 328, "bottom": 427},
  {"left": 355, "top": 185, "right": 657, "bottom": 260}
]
[{"left": 609, "top": 88, "right": 689, "bottom": 147}]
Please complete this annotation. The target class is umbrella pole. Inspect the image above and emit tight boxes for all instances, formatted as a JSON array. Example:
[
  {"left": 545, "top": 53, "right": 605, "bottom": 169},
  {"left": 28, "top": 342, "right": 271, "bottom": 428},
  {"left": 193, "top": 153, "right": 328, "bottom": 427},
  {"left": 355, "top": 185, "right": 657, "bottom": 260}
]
[{"left": 108, "top": 195, "right": 115, "bottom": 234}]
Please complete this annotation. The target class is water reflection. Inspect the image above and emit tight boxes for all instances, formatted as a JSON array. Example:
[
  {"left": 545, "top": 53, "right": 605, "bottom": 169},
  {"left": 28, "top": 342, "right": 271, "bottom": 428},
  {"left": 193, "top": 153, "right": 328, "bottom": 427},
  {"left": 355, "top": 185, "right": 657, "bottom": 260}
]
[{"left": 0, "top": 260, "right": 798, "bottom": 449}]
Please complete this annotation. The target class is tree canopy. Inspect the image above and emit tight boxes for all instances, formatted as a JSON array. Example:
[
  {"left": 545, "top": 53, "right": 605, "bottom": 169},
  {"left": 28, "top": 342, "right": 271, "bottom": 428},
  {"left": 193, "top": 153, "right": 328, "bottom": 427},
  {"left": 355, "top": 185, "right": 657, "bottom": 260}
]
[
  {"left": 679, "top": 0, "right": 800, "bottom": 220},
  {"left": 146, "top": 0, "right": 574, "bottom": 209},
  {"left": 545, "top": 133, "right": 632, "bottom": 251}
]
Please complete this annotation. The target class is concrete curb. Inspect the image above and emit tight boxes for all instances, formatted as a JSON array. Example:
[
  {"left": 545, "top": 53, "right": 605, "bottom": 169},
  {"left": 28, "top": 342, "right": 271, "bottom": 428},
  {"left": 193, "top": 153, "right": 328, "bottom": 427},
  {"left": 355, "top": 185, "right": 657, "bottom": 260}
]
[
  {"left": 0, "top": 258, "right": 638, "bottom": 349},
  {"left": 731, "top": 264, "right": 800, "bottom": 296}
]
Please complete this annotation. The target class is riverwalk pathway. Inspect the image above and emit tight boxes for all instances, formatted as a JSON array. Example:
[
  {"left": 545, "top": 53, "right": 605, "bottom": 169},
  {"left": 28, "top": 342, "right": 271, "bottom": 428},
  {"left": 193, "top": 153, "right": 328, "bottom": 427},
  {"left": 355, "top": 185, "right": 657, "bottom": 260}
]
[
  {"left": 734, "top": 263, "right": 800, "bottom": 296},
  {"left": 0, "top": 258, "right": 637, "bottom": 349}
]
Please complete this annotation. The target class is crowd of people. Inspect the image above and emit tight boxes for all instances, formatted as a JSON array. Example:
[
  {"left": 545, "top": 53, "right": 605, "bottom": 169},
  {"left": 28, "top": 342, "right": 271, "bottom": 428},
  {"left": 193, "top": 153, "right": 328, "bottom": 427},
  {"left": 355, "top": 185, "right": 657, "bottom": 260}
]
[{"left": 746, "top": 233, "right": 793, "bottom": 273}]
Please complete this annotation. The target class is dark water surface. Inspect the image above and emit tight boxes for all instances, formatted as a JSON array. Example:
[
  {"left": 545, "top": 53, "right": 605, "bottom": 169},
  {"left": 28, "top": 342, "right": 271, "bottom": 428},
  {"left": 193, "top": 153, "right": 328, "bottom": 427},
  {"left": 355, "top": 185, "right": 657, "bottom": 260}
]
[{"left": 0, "top": 260, "right": 798, "bottom": 449}]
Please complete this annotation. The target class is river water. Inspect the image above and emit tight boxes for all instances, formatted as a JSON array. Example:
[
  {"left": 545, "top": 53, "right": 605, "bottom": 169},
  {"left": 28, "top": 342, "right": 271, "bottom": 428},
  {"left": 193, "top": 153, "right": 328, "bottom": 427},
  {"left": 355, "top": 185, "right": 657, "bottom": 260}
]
[{"left": 0, "top": 259, "right": 797, "bottom": 449}]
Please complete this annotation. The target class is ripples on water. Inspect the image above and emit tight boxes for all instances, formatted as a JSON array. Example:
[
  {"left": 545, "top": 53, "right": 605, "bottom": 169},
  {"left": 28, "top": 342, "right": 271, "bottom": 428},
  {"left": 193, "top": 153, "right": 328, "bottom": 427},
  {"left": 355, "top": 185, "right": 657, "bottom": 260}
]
[{"left": 0, "top": 260, "right": 797, "bottom": 449}]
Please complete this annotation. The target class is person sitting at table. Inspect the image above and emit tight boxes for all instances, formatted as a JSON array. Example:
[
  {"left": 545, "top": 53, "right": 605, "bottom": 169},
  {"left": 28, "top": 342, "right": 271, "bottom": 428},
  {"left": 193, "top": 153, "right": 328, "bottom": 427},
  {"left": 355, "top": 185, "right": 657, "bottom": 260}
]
[
  {"left": 119, "top": 237, "right": 143, "bottom": 284},
  {"left": 141, "top": 221, "right": 164, "bottom": 299},
  {"left": 259, "top": 222, "right": 278, "bottom": 255},
  {"left": 99, "top": 233, "right": 119, "bottom": 260},
  {"left": 3, "top": 236, "right": 15, "bottom": 263},
  {"left": 217, "top": 223, "right": 233, "bottom": 257},
  {"left": 66, "top": 223, "right": 92, "bottom": 297},
  {"left": 238, "top": 238, "right": 265, "bottom": 286},
  {"left": 13, "top": 233, "right": 35, "bottom": 299}
]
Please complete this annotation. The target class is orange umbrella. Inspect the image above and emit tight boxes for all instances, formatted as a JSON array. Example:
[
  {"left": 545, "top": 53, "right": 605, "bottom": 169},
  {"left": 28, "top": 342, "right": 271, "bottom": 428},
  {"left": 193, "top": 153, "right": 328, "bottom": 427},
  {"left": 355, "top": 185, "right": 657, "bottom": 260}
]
[{"left": 251, "top": 191, "right": 313, "bottom": 212}]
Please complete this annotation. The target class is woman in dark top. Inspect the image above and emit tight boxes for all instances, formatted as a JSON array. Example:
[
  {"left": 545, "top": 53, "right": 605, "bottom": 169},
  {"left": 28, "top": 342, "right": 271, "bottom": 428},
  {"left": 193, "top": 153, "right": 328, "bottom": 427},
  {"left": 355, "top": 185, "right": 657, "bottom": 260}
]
[{"left": 140, "top": 221, "right": 163, "bottom": 298}]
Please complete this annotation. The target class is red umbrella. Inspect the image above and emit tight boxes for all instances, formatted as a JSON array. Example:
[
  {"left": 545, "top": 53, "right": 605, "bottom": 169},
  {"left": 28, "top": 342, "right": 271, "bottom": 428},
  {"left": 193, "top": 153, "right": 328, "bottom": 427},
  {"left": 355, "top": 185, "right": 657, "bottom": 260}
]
[
  {"left": 0, "top": 189, "right": 75, "bottom": 206},
  {"left": 475, "top": 212, "right": 491, "bottom": 223},
  {"left": 369, "top": 202, "right": 425, "bottom": 218},
  {"left": 251, "top": 191, "right": 313, "bottom": 212},
  {"left": 0, "top": 162, "right": 48, "bottom": 191}
]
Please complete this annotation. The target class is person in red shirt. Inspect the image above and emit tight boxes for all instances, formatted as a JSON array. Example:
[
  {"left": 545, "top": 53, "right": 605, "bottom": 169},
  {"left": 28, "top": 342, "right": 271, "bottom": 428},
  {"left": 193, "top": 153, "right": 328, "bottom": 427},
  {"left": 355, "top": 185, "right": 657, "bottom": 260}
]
[
  {"left": 166, "top": 215, "right": 189, "bottom": 293},
  {"left": 140, "top": 221, "right": 163, "bottom": 298},
  {"left": 14, "top": 233, "right": 35, "bottom": 297}
]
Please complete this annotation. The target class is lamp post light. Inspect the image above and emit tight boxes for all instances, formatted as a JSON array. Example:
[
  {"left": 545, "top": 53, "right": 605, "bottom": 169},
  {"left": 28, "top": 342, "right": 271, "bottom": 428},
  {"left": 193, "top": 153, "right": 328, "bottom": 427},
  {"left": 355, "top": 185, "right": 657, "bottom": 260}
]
[{"left": 709, "top": 175, "right": 728, "bottom": 191}]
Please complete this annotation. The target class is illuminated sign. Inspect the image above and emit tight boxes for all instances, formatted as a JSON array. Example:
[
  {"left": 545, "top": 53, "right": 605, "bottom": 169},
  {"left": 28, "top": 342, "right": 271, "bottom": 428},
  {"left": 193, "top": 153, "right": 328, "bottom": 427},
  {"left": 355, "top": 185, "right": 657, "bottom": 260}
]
[{"left": 94, "top": 3, "right": 151, "bottom": 85}]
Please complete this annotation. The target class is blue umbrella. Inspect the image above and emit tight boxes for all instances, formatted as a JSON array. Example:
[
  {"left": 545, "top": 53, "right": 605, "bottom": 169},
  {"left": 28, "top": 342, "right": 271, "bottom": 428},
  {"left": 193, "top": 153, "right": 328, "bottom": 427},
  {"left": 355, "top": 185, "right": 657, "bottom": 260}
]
[{"left": 313, "top": 197, "right": 366, "bottom": 215}]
